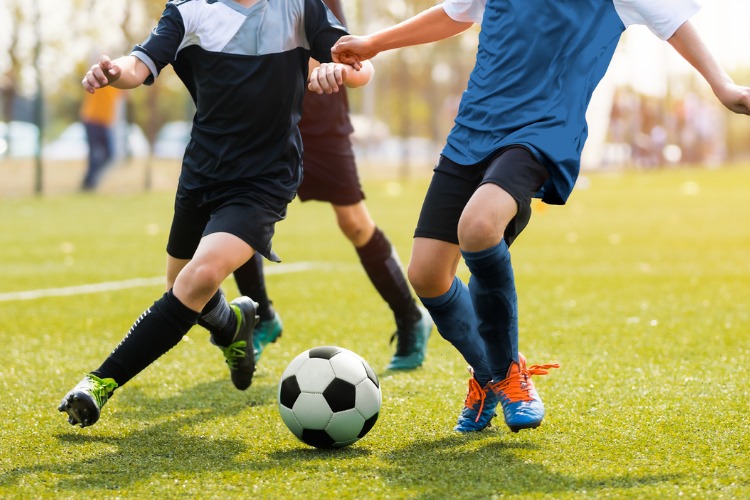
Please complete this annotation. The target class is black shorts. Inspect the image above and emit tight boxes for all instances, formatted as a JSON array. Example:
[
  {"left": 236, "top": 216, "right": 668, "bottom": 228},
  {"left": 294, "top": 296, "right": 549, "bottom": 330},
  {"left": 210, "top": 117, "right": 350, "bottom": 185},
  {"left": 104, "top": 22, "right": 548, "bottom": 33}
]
[
  {"left": 414, "top": 146, "right": 550, "bottom": 247},
  {"left": 166, "top": 180, "right": 295, "bottom": 263},
  {"left": 296, "top": 135, "right": 365, "bottom": 206}
]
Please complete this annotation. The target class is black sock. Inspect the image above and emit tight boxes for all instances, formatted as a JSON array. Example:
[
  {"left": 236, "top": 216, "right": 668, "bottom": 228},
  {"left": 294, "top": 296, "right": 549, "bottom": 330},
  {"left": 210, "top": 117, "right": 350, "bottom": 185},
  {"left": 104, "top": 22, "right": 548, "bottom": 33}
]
[
  {"left": 356, "top": 227, "right": 421, "bottom": 330},
  {"left": 92, "top": 290, "right": 199, "bottom": 386},
  {"left": 233, "top": 253, "right": 275, "bottom": 321}
]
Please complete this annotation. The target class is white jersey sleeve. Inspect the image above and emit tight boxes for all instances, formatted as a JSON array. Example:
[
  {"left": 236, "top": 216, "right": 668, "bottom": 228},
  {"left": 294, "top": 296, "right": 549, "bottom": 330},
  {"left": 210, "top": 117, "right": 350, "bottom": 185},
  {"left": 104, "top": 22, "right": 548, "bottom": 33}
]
[
  {"left": 442, "top": 0, "right": 485, "bottom": 24},
  {"left": 614, "top": 0, "right": 701, "bottom": 40}
]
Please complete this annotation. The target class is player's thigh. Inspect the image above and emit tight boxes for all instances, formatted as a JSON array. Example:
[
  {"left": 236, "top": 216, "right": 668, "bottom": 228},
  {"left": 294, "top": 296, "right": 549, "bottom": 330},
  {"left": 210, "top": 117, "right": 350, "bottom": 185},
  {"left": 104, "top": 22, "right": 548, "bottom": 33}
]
[
  {"left": 187, "top": 232, "right": 255, "bottom": 282},
  {"left": 166, "top": 256, "right": 189, "bottom": 290},
  {"left": 173, "top": 232, "right": 255, "bottom": 310},
  {"left": 479, "top": 146, "right": 550, "bottom": 247},
  {"left": 414, "top": 155, "right": 484, "bottom": 245}
]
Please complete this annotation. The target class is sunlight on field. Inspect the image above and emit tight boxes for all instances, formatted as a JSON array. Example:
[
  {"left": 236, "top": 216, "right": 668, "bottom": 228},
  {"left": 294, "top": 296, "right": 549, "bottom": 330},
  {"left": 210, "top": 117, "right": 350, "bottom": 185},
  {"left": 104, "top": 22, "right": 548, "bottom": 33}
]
[{"left": 0, "top": 164, "right": 748, "bottom": 498}]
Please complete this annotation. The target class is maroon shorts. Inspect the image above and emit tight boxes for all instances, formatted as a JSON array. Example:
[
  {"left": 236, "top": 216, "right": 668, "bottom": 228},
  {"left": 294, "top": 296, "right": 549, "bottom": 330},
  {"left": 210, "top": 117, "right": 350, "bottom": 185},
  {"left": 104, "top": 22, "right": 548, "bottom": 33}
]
[{"left": 296, "top": 134, "right": 365, "bottom": 206}]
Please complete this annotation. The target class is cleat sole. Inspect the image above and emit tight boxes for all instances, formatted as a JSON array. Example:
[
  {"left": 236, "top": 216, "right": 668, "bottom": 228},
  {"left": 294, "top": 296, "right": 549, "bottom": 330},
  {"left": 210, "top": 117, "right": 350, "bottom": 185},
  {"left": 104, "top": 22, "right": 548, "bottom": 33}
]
[
  {"left": 58, "top": 394, "right": 99, "bottom": 428},
  {"left": 508, "top": 422, "right": 542, "bottom": 433}
]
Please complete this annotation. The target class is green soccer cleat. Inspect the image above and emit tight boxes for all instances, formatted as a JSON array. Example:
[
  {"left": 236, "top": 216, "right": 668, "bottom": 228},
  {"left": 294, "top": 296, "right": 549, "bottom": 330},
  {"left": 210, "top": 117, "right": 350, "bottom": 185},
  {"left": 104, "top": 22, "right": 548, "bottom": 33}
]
[
  {"left": 387, "top": 307, "right": 433, "bottom": 370},
  {"left": 58, "top": 374, "right": 118, "bottom": 428},
  {"left": 212, "top": 296, "right": 259, "bottom": 390},
  {"left": 253, "top": 312, "right": 283, "bottom": 362}
]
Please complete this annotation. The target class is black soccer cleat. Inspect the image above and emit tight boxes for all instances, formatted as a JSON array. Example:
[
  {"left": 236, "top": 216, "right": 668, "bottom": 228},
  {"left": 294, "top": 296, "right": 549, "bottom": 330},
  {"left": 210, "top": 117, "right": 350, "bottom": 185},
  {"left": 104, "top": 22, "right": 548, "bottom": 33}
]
[
  {"left": 58, "top": 374, "right": 118, "bottom": 428},
  {"left": 213, "top": 296, "right": 259, "bottom": 390}
]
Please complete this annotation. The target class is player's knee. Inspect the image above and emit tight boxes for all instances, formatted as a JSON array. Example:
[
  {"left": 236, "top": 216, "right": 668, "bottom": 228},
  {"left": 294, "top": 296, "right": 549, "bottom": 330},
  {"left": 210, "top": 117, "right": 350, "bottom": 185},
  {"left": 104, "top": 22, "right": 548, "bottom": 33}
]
[
  {"left": 408, "top": 261, "right": 449, "bottom": 298},
  {"left": 180, "top": 262, "right": 225, "bottom": 294},
  {"left": 334, "top": 203, "right": 374, "bottom": 245},
  {"left": 338, "top": 217, "right": 365, "bottom": 242},
  {"left": 457, "top": 215, "right": 505, "bottom": 251}
]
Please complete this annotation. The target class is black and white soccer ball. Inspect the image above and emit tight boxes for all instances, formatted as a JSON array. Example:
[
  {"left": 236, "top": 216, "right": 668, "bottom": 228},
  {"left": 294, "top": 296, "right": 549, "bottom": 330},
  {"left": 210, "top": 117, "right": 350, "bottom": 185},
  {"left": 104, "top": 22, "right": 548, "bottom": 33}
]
[{"left": 278, "top": 346, "right": 381, "bottom": 449}]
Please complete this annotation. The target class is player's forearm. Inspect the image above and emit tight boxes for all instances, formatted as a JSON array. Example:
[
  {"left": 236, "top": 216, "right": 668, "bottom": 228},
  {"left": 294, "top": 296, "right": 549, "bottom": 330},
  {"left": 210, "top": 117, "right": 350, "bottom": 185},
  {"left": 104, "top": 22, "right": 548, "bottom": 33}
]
[
  {"left": 344, "top": 60, "right": 374, "bottom": 89},
  {"left": 368, "top": 5, "right": 473, "bottom": 52},
  {"left": 109, "top": 56, "right": 151, "bottom": 89},
  {"left": 668, "top": 21, "right": 733, "bottom": 97}
]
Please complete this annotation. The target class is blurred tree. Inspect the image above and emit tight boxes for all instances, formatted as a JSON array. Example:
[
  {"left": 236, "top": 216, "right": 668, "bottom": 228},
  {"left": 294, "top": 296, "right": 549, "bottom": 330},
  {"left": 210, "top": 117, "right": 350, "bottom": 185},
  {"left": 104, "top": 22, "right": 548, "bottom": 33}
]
[
  {"left": 346, "top": 0, "right": 477, "bottom": 175},
  {"left": 0, "top": 0, "right": 23, "bottom": 128}
]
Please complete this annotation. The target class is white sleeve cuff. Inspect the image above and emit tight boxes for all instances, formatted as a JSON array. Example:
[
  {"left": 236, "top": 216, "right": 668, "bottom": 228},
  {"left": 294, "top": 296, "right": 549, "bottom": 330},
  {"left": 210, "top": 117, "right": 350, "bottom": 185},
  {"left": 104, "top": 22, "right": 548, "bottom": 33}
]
[
  {"left": 442, "top": 0, "right": 485, "bottom": 24},
  {"left": 615, "top": 0, "right": 701, "bottom": 40}
]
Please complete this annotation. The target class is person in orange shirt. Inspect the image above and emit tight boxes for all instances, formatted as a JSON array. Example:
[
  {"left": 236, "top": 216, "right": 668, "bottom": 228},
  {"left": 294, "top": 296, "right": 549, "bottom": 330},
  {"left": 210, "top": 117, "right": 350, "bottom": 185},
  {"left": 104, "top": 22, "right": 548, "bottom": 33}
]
[{"left": 80, "top": 85, "right": 122, "bottom": 190}]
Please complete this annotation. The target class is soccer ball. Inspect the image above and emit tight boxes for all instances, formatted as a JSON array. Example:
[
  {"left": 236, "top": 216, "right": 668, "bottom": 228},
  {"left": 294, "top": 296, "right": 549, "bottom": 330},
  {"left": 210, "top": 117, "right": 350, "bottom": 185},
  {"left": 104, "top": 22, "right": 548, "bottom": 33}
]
[{"left": 278, "top": 346, "right": 381, "bottom": 449}]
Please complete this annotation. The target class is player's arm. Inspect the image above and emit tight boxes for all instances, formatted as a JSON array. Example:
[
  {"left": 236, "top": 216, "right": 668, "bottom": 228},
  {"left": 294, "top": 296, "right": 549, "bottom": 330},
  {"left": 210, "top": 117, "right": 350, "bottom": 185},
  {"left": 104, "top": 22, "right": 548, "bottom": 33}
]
[
  {"left": 82, "top": 55, "right": 151, "bottom": 94},
  {"left": 308, "top": 59, "right": 374, "bottom": 94},
  {"left": 668, "top": 21, "right": 750, "bottom": 115},
  {"left": 332, "top": 5, "right": 473, "bottom": 67}
]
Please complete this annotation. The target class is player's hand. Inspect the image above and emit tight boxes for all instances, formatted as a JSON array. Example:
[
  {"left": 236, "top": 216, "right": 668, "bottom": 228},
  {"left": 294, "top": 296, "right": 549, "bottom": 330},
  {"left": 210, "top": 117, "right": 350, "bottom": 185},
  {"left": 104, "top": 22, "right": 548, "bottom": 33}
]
[
  {"left": 82, "top": 55, "right": 122, "bottom": 94},
  {"left": 308, "top": 63, "right": 349, "bottom": 94},
  {"left": 716, "top": 83, "right": 750, "bottom": 115},
  {"left": 332, "top": 35, "right": 379, "bottom": 69}
]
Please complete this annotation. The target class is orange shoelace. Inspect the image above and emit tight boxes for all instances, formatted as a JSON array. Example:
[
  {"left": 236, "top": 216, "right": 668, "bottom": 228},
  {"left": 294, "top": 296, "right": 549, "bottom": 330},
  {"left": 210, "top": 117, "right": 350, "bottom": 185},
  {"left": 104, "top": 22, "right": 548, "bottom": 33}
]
[
  {"left": 491, "top": 361, "right": 560, "bottom": 403},
  {"left": 463, "top": 377, "right": 489, "bottom": 422}
]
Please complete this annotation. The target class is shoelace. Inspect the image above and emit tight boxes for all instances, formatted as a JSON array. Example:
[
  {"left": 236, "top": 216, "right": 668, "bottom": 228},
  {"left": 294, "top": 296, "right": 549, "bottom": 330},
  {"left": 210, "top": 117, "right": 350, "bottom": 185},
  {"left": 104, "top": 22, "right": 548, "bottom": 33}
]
[
  {"left": 463, "top": 377, "right": 488, "bottom": 423},
  {"left": 491, "top": 362, "right": 560, "bottom": 403},
  {"left": 89, "top": 376, "right": 118, "bottom": 407},
  {"left": 221, "top": 340, "right": 248, "bottom": 369}
]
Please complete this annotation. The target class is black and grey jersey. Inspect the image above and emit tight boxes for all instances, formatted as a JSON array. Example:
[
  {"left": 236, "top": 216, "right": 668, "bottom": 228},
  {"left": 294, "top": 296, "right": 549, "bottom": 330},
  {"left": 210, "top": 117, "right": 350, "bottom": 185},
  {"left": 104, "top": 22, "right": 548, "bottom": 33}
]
[{"left": 132, "top": 0, "right": 347, "bottom": 189}]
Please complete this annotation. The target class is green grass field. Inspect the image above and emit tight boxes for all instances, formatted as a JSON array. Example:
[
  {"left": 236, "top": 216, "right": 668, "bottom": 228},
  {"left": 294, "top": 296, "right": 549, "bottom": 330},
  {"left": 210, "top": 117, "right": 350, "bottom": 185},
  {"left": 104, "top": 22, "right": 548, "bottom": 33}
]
[{"left": 1, "top": 165, "right": 748, "bottom": 498}]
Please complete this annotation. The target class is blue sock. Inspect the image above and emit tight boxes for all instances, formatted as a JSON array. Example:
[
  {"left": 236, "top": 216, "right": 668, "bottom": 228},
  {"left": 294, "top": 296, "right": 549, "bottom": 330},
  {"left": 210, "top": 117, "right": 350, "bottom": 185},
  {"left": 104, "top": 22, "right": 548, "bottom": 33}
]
[
  {"left": 419, "top": 276, "right": 491, "bottom": 384},
  {"left": 462, "top": 240, "right": 518, "bottom": 382}
]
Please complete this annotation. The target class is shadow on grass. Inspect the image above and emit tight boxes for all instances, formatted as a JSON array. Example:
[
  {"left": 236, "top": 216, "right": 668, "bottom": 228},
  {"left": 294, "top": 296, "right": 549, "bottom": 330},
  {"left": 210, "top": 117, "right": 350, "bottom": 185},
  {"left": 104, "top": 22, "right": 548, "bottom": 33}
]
[
  {"left": 0, "top": 375, "right": 685, "bottom": 497},
  {"left": 0, "top": 378, "right": 278, "bottom": 493},
  {"left": 374, "top": 432, "right": 684, "bottom": 497},
  {"left": 270, "top": 445, "right": 373, "bottom": 461}
]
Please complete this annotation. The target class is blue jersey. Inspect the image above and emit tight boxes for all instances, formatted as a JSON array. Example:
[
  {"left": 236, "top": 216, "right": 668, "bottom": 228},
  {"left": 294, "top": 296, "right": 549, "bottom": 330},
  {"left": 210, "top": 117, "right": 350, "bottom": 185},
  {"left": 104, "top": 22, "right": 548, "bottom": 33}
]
[
  {"left": 132, "top": 0, "right": 347, "bottom": 190},
  {"left": 442, "top": 0, "right": 700, "bottom": 204}
]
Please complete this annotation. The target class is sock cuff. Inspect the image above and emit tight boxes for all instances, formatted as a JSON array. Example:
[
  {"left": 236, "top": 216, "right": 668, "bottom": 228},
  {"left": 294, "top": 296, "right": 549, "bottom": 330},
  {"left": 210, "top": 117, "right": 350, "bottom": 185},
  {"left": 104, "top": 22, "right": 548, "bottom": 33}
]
[
  {"left": 200, "top": 291, "right": 230, "bottom": 327},
  {"left": 201, "top": 289, "right": 223, "bottom": 316},
  {"left": 419, "top": 276, "right": 463, "bottom": 310},
  {"left": 461, "top": 240, "right": 508, "bottom": 261},
  {"left": 461, "top": 240, "right": 510, "bottom": 273},
  {"left": 158, "top": 289, "right": 200, "bottom": 330}
]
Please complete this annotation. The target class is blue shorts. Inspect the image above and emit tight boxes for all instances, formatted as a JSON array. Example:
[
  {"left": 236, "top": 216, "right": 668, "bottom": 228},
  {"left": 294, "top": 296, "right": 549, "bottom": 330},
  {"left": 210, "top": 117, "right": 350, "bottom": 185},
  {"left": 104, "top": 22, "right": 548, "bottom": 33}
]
[{"left": 414, "top": 146, "right": 550, "bottom": 247}]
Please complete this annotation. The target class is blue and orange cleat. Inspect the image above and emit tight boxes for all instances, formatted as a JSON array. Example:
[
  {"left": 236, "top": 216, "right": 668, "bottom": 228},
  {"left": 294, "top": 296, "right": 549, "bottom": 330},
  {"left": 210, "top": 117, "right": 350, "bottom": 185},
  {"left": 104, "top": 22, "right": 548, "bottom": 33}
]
[
  {"left": 454, "top": 368, "right": 499, "bottom": 433},
  {"left": 489, "top": 353, "right": 559, "bottom": 432}
]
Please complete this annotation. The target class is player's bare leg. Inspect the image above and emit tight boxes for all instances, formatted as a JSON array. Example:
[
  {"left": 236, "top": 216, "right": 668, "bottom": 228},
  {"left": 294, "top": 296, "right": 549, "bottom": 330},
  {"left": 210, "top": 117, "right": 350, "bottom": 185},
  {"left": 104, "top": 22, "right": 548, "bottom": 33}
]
[{"left": 334, "top": 202, "right": 432, "bottom": 370}]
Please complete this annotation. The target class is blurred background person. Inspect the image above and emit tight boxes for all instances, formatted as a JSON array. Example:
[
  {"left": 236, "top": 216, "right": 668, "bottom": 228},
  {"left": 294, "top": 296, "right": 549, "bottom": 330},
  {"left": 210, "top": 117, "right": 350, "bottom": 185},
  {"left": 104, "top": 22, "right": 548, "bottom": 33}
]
[{"left": 79, "top": 85, "right": 123, "bottom": 191}]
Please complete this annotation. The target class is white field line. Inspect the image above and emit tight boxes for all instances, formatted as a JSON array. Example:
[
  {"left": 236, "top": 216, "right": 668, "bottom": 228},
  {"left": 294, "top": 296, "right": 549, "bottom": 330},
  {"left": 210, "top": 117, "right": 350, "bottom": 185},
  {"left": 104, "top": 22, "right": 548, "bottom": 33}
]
[{"left": 0, "top": 261, "right": 353, "bottom": 302}]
